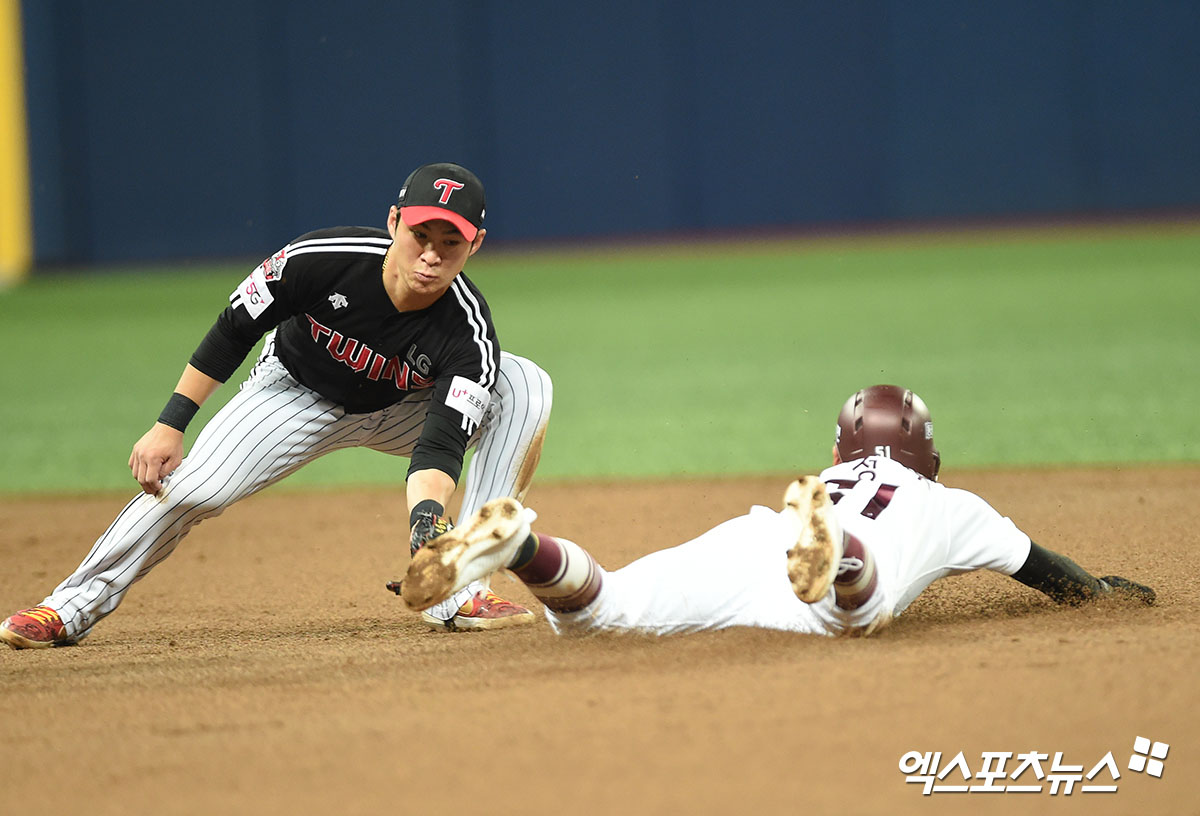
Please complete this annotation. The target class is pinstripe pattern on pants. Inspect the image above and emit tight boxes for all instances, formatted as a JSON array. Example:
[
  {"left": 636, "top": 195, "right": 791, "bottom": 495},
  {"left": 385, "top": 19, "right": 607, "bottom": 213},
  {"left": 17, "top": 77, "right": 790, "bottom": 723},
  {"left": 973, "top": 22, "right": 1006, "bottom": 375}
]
[
  {"left": 365, "top": 352, "right": 553, "bottom": 620},
  {"left": 45, "top": 350, "right": 552, "bottom": 639}
]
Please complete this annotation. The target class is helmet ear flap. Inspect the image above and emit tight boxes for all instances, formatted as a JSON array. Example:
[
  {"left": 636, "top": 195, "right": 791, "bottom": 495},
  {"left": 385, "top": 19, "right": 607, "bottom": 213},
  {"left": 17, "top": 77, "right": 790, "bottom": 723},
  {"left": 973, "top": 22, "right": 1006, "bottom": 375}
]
[{"left": 931, "top": 449, "right": 941, "bottom": 481}]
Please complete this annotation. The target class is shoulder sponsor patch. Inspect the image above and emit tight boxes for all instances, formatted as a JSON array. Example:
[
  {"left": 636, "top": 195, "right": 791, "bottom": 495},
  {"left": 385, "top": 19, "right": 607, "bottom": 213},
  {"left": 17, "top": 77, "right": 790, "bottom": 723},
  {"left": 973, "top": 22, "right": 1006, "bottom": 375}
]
[
  {"left": 231, "top": 263, "right": 275, "bottom": 319},
  {"left": 261, "top": 248, "right": 287, "bottom": 281},
  {"left": 445, "top": 376, "right": 490, "bottom": 425}
]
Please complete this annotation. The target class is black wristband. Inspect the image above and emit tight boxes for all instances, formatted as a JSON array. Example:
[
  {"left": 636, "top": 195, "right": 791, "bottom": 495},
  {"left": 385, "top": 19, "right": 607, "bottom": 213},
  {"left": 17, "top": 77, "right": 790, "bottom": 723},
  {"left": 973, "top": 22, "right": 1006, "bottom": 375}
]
[
  {"left": 157, "top": 392, "right": 200, "bottom": 432},
  {"left": 409, "top": 499, "right": 445, "bottom": 527}
]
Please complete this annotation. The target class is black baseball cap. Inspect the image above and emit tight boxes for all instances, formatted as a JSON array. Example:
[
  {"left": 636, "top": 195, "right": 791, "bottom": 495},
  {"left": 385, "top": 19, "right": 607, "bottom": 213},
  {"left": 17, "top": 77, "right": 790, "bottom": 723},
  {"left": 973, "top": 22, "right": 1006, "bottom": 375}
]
[{"left": 397, "top": 162, "right": 486, "bottom": 241}]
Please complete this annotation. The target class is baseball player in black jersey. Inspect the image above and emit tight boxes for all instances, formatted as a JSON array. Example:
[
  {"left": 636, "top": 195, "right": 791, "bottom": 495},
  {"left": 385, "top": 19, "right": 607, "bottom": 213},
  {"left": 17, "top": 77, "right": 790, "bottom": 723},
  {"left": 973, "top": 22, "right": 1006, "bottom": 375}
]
[{"left": 2, "top": 162, "right": 553, "bottom": 649}]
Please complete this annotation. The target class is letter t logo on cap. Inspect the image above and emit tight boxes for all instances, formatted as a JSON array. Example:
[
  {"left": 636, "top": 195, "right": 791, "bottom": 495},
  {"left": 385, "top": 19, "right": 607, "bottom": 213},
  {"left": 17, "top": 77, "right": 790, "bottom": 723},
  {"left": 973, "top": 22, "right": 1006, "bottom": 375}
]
[{"left": 433, "top": 178, "right": 465, "bottom": 204}]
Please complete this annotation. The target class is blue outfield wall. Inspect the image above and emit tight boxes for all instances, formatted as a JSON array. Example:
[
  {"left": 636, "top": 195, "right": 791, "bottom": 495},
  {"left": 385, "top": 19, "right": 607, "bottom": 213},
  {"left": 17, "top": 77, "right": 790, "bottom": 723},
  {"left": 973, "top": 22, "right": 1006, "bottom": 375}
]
[{"left": 20, "top": 0, "right": 1200, "bottom": 266}]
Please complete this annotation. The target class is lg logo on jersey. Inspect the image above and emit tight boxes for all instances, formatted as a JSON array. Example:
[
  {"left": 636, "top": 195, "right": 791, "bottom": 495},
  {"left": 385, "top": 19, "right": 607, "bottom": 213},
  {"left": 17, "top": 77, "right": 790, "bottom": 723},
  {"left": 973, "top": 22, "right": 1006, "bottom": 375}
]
[{"left": 406, "top": 345, "right": 431, "bottom": 376}]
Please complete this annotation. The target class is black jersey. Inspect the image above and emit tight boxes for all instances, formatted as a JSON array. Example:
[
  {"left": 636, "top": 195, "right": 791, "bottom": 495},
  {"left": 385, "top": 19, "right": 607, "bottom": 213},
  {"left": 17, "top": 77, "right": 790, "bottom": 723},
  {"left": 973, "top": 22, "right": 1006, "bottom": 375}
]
[{"left": 188, "top": 226, "right": 500, "bottom": 480}]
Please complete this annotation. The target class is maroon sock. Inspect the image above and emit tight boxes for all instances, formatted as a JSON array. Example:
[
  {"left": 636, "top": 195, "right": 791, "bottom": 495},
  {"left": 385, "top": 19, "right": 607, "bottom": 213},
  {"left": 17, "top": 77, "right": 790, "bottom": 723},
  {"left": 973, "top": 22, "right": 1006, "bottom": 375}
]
[
  {"left": 834, "top": 532, "right": 878, "bottom": 610},
  {"left": 512, "top": 533, "right": 603, "bottom": 613}
]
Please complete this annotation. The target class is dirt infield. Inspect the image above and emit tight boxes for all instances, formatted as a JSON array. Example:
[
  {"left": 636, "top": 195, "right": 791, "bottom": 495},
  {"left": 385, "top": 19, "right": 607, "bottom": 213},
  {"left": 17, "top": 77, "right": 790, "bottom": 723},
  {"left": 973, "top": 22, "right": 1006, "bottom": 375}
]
[{"left": 2, "top": 466, "right": 1196, "bottom": 815}]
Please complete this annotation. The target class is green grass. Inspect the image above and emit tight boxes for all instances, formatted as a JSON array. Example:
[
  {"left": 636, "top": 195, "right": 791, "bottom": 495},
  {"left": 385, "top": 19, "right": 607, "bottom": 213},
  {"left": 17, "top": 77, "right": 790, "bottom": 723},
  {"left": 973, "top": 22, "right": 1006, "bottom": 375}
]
[{"left": 1, "top": 223, "right": 1197, "bottom": 494}]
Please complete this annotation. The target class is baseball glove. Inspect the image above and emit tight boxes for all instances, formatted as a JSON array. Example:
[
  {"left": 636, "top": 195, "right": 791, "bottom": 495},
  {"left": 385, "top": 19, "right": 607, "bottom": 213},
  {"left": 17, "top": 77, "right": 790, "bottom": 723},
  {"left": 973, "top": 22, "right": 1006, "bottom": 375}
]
[
  {"left": 385, "top": 510, "right": 455, "bottom": 596},
  {"left": 409, "top": 510, "right": 454, "bottom": 556}
]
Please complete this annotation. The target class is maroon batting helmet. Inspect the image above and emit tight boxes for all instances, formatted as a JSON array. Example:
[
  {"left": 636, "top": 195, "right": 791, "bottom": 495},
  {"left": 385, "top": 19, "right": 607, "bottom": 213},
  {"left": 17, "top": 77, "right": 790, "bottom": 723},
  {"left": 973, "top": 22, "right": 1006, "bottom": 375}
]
[{"left": 835, "top": 385, "right": 941, "bottom": 480}]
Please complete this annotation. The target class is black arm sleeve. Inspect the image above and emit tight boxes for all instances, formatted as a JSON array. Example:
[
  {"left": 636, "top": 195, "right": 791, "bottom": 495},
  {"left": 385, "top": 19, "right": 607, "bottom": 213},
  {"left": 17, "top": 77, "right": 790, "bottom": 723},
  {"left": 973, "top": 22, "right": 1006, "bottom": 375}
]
[
  {"left": 407, "top": 410, "right": 470, "bottom": 484},
  {"left": 188, "top": 309, "right": 261, "bottom": 383},
  {"left": 1010, "top": 541, "right": 1108, "bottom": 605}
]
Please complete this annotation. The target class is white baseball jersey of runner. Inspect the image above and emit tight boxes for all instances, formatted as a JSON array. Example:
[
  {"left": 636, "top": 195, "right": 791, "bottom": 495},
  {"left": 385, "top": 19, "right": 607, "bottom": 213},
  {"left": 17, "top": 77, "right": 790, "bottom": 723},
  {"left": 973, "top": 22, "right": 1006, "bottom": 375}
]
[{"left": 545, "top": 455, "right": 1032, "bottom": 637}]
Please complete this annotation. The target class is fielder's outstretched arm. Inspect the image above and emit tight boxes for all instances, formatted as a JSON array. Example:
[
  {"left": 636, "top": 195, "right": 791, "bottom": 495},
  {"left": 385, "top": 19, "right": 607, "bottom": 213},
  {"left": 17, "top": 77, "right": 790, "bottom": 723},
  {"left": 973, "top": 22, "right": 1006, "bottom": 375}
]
[
  {"left": 406, "top": 469, "right": 457, "bottom": 523},
  {"left": 1010, "top": 541, "right": 1155, "bottom": 605},
  {"left": 404, "top": 409, "right": 469, "bottom": 538}
]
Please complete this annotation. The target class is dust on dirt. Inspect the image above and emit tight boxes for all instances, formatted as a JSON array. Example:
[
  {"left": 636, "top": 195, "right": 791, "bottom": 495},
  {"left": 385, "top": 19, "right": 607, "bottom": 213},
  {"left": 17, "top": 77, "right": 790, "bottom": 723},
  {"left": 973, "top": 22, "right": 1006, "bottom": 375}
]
[{"left": 2, "top": 466, "right": 1196, "bottom": 815}]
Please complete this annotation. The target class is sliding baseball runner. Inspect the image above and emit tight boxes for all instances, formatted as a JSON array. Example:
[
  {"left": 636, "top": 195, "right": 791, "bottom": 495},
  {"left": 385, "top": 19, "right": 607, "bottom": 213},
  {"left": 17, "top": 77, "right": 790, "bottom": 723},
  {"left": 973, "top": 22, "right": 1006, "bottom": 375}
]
[{"left": 398, "top": 385, "right": 1154, "bottom": 638}]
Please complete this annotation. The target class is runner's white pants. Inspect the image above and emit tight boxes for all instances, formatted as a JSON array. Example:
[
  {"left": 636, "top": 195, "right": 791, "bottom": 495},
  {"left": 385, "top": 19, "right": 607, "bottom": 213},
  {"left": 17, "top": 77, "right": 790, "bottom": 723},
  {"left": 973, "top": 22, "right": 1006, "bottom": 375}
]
[
  {"left": 45, "top": 348, "right": 552, "bottom": 640},
  {"left": 544, "top": 485, "right": 1027, "bottom": 638},
  {"left": 544, "top": 504, "right": 916, "bottom": 638},
  {"left": 544, "top": 506, "right": 888, "bottom": 637}
]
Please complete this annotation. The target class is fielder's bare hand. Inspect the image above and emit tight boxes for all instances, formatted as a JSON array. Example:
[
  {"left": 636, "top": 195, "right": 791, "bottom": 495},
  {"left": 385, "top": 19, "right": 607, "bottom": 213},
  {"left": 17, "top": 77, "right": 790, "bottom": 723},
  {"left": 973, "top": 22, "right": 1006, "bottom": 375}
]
[{"left": 129, "top": 423, "right": 185, "bottom": 495}]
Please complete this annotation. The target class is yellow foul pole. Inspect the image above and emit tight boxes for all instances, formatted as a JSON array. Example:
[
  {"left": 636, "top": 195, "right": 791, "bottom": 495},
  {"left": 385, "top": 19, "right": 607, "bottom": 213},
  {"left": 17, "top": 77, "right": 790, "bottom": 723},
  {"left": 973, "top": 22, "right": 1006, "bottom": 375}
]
[{"left": 0, "top": 0, "right": 32, "bottom": 285}]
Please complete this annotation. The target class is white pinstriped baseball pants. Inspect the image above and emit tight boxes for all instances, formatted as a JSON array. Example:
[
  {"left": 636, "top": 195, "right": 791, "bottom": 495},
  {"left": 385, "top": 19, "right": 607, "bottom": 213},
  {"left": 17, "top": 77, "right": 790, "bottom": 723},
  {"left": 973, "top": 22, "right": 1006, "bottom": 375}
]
[{"left": 44, "top": 347, "right": 552, "bottom": 641}]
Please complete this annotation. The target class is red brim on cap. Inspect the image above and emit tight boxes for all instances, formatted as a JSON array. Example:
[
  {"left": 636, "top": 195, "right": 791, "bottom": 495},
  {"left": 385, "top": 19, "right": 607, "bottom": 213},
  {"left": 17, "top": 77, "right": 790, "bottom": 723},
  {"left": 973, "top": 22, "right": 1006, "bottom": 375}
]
[{"left": 400, "top": 206, "right": 478, "bottom": 241}]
